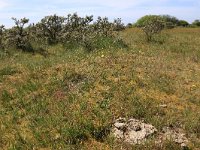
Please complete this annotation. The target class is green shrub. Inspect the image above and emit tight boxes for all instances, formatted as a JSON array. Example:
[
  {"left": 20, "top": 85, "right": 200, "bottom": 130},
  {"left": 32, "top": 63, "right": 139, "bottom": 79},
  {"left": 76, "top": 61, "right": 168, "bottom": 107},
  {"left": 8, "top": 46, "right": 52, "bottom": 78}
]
[
  {"left": 60, "top": 13, "right": 93, "bottom": 46},
  {"left": 164, "top": 22, "right": 175, "bottom": 29},
  {"left": 0, "top": 25, "right": 5, "bottom": 50},
  {"left": 141, "top": 16, "right": 164, "bottom": 41},
  {"left": 35, "top": 14, "right": 65, "bottom": 45},
  {"left": 126, "top": 23, "right": 133, "bottom": 28},
  {"left": 178, "top": 20, "right": 189, "bottom": 27},
  {"left": 135, "top": 15, "right": 163, "bottom": 27},
  {"left": 113, "top": 18, "right": 125, "bottom": 31},
  {"left": 3, "top": 17, "right": 34, "bottom": 52},
  {"left": 135, "top": 15, "right": 190, "bottom": 29},
  {"left": 160, "top": 15, "right": 179, "bottom": 27},
  {"left": 1, "top": 13, "right": 127, "bottom": 53},
  {"left": 192, "top": 20, "right": 200, "bottom": 27}
]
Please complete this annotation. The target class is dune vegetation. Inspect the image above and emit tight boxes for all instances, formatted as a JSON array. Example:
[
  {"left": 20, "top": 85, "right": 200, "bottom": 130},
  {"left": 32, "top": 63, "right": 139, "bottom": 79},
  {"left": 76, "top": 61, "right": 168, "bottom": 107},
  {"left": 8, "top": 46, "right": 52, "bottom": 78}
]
[{"left": 0, "top": 14, "right": 200, "bottom": 149}]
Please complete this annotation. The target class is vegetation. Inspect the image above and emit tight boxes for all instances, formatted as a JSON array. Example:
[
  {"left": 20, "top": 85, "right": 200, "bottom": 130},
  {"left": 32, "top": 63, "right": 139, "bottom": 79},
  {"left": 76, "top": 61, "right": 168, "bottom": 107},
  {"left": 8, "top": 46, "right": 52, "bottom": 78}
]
[
  {"left": 0, "top": 25, "right": 4, "bottom": 49},
  {"left": 0, "top": 14, "right": 200, "bottom": 149},
  {"left": 0, "top": 13, "right": 125, "bottom": 54},
  {"left": 178, "top": 20, "right": 189, "bottom": 27},
  {"left": 135, "top": 15, "right": 197, "bottom": 29},
  {"left": 192, "top": 20, "right": 200, "bottom": 27},
  {"left": 141, "top": 16, "right": 165, "bottom": 41}
]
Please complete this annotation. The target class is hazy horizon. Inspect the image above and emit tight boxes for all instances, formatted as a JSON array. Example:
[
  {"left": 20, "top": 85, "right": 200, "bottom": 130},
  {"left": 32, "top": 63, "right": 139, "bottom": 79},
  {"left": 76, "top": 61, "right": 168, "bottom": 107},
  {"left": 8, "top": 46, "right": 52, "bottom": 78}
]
[{"left": 0, "top": 0, "right": 199, "bottom": 27}]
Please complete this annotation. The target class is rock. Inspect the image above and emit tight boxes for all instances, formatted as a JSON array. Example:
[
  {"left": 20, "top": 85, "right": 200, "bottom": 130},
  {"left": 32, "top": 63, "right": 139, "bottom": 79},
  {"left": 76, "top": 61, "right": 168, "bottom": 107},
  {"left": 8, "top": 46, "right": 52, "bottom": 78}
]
[
  {"left": 160, "top": 127, "right": 189, "bottom": 147},
  {"left": 113, "top": 128, "right": 124, "bottom": 139},
  {"left": 112, "top": 118, "right": 157, "bottom": 144},
  {"left": 160, "top": 104, "right": 167, "bottom": 108},
  {"left": 112, "top": 118, "right": 189, "bottom": 147}
]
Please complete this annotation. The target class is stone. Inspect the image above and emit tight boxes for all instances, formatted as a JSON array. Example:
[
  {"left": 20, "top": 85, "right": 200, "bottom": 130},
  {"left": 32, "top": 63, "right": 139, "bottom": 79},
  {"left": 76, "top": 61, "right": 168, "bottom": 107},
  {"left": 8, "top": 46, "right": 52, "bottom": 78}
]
[
  {"left": 160, "top": 104, "right": 167, "bottom": 108},
  {"left": 112, "top": 118, "right": 157, "bottom": 144},
  {"left": 112, "top": 118, "right": 189, "bottom": 147},
  {"left": 160, "top": 127, "right": 188, "bottom": 147}
]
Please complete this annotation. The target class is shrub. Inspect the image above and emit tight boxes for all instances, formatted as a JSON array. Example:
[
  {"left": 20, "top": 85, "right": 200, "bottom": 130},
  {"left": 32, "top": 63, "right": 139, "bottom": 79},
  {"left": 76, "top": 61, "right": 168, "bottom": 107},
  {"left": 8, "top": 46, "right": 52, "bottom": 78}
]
[
  {"left": 160, "top": 15, "right": 179, "bottom": 27},
  {"left": 60, "top": 14, "right": 126, "bottom": 51},
  {"left": 1, "top": 13, "right": 127, "bottom": 53},
  {"left": 113, "top": 18, "right": 125, "bottom": 31},
  {"left": 93, "top": 17, "right": 113, "bottom": 37},
  {"left": 135, "top": 15, "right": 191, "bottom": 29},
  {"left": 0, "top": 25, "right": 5, "bottom": 50},
  {"left": 35, "top": 14, "right": 65, "bottom": 45},
  {"left": 126, "top": 23, "right": 133, "bottom": 28},
  {"left": 3, "top": 17, "right": 33, "bottom": 52},
  {"left": 60, "top": 13, "right": 93, "bottom": 46},
  {"left": 135, "top": 15, "right": 163, "bottom": 27},
  {"left": 164, "top": 22, "right": 175, "bottom": 29},
  {"left": 141, "top": 16, "right": 164, "bottom": 41},
  {"left": 178, "top": 20, "right": 189, "bottom": 27},
  {"left": 192, "top": 20, "right": 200, "bottom": 27}
]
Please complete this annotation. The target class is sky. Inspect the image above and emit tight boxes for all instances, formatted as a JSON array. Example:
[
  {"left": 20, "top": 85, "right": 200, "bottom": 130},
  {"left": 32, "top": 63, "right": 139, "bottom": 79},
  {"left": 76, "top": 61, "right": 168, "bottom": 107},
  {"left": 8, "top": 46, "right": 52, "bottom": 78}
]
[{"left": 0, "top": 0, "right": 200, "bottom": 27}]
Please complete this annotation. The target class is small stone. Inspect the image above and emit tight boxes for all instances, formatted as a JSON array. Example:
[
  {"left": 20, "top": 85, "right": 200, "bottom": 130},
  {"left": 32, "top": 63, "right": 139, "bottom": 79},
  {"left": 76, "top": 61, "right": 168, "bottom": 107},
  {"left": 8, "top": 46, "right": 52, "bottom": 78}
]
[{"left": 160, "top": 104, "right": 167, "bottom": 108}]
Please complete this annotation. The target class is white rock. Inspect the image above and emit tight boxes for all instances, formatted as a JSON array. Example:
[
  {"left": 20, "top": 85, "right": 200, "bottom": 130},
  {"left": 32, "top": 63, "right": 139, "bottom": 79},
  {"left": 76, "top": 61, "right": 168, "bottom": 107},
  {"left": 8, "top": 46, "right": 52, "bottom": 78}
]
[{"left": 112, "top": 118, "right": 157, "bottom": 144}]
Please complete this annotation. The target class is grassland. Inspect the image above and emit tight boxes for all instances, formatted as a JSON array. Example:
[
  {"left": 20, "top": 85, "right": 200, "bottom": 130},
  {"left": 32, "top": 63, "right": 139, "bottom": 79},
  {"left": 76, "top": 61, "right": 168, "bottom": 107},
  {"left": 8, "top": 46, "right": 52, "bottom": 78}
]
[{"left": 0, "top": 28, "right": 200, "bottom": 149}]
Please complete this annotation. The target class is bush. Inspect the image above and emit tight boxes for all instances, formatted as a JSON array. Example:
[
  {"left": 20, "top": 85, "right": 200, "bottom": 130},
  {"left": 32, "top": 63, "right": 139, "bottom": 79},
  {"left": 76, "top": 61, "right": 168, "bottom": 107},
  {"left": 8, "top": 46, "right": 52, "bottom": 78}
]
[
  {"left": 126, "top": 23, "right": 133, "bottom": 28},
  {"left": 0, "top": 25, "right": 5, "bottom": 50},
  {"left": 3, "top": 17, "right": 33, "bottom": 52},
  {"left": 60, "top": 13, "right": 93, "bottom": 46},
  {"left": 141, "top": 16, "right": 164, "bottom": 41},
  {"left": 178, "top": 20, "right": 189, "bottom": 27},
  {"left": 135, "top": 15, "right": 163, "bottom": 27},
  {"left": 135, "top": 15, "right": 190, "bottom": 29},
  {"left": 93, "top": 17, "right": 113, "bottom": 37},
  {"left": 113, "top": 18, "right": 125, "bottom": 31},
  {"left": 35, "top": 14, "right": 65, "bottom": 45},
  {"left": 160, "top": 15, "right": 179, "bottom": 27},
  {"left": 164, "top": 22, "right": 175, "bottom": 29},
  {"left": 1, "top": 13, "right": 127, "bottom": 53},
  {"left": 192, "top": 20, "right": 200, "bottom": 27}
]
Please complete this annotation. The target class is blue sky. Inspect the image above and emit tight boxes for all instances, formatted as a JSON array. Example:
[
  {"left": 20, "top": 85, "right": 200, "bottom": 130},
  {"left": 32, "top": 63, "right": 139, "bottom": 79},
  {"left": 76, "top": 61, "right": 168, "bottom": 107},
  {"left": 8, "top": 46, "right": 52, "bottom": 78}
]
[{"left": 0, "top": 0, "right": 200, "bottom": 27}]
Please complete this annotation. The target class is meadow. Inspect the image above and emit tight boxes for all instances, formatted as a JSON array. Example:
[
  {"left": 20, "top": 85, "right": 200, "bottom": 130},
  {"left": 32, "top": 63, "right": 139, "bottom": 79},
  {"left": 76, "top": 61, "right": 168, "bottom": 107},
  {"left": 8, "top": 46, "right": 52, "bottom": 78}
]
[{"left": 0, "top": 27, "right": 200, "bottom": 149}]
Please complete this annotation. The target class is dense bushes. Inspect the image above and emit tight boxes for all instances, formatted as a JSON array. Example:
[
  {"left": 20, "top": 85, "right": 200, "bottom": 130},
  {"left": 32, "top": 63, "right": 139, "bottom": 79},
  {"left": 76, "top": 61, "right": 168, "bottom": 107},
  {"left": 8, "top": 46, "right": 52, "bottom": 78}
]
[
  {"left": 0, "top": 13, "right": 125, "bottom": 53},
  {"left": 1, "top": 13, "right": 197, "bottom": 52}
]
